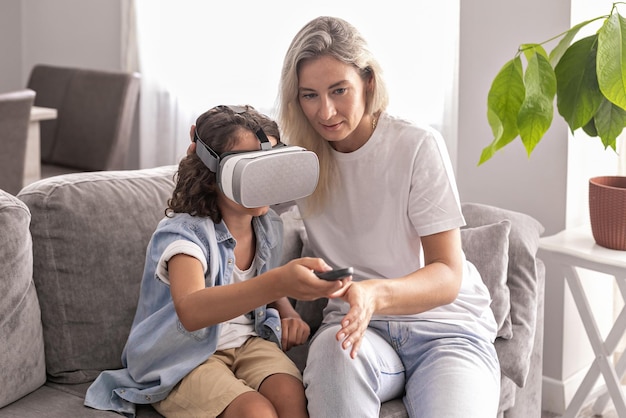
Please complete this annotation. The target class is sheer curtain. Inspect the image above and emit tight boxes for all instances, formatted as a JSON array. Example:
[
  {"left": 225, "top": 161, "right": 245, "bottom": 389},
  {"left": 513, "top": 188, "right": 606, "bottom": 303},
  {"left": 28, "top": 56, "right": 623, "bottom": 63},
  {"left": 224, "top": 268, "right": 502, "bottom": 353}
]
[{"left": 130, "top": 1, "right": 460, "bottom": 168}]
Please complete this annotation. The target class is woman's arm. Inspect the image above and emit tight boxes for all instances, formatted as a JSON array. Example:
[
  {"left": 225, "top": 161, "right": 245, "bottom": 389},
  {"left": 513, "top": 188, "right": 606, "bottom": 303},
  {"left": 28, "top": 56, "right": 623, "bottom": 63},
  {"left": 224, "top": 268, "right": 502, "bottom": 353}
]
[
  {"left": 370, "top": 228, "right": 463, "bottom": 315},
  {"left": 336, "top": 228, "right": 464, "bottom": 358}
]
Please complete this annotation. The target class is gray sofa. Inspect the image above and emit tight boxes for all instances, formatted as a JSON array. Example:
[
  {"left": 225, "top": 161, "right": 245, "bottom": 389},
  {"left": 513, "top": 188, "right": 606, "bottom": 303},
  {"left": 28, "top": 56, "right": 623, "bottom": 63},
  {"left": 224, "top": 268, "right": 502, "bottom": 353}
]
[{"left": 0, "top": 166, "right": 545, "bottom": 417}]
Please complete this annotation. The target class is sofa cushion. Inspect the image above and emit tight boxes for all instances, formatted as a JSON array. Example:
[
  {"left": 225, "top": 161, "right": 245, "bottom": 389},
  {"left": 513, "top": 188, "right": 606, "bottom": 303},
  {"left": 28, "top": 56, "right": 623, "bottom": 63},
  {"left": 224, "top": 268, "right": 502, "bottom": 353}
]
[
  {"left": 280, "top": 205, "right": 305, "bottom": 265},
  {"left": 18, "top": 166, "right": 177, "bottom": 384},
  {"left": 280, "top": 207, "right": 329, "bottom": 334},
  {"left": 460, "top": 220, "right": 512, "bottom": 339},
  {"left": 461, "top": 202, "right": 544, "bottom": 388},
  {"left": 0, "top": 190, "right": 46, "bottom": 408}
]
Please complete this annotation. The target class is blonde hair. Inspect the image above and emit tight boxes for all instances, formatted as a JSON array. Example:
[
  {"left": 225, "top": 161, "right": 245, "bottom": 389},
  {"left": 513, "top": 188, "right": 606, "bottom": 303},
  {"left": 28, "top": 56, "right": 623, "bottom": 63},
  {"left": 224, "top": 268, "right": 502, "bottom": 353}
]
[{"left": 277, "top": 16, "right": 389, "bottom": 214}]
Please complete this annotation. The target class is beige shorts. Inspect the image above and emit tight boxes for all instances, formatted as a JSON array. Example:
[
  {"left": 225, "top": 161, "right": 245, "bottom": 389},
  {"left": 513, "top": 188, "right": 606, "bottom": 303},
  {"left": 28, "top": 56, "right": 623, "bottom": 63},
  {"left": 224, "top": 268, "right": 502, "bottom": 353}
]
[{"left": 153, "top": 337, "right": 302, "bottom": 418}]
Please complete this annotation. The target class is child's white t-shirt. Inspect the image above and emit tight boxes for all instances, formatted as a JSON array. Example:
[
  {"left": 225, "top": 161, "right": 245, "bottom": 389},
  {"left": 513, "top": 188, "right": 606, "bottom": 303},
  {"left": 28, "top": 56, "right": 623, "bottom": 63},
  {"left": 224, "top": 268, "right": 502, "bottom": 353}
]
[
  {"left": 156, "top": 242, "right": 257, "bottom": 350},
  {"left": 298, "top": 113, "right": 497, "bottom": 340},
  {"left": 215, "top": 260, "right": 258, "bottom": 350}
]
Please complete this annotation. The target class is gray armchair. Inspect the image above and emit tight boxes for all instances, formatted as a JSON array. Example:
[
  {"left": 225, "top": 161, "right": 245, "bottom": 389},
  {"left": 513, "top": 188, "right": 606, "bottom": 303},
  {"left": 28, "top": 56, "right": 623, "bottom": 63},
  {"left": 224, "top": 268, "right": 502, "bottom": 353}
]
[
  {"left": 26, "top": 64, "right": 140, "bottom": 178},
  {"left": 0, "top": 89, "right": 36, "bottom": 194}
]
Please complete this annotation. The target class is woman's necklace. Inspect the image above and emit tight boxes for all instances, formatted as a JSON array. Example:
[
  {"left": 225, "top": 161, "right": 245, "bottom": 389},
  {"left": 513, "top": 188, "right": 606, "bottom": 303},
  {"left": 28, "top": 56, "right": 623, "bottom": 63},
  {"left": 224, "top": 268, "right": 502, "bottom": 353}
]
[{"left": 372, "top": 114, "right": 379, "bottom": 131}]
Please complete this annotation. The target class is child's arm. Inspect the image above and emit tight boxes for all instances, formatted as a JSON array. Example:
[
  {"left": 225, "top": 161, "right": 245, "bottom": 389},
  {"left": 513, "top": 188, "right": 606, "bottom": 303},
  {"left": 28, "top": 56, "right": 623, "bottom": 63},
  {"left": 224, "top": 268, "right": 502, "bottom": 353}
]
[
  {"left": 168, "top": 254, "right": 350, "bottom": 332},
  {"left": 268, "top": 297, "right": 310, "bottom": 351}
]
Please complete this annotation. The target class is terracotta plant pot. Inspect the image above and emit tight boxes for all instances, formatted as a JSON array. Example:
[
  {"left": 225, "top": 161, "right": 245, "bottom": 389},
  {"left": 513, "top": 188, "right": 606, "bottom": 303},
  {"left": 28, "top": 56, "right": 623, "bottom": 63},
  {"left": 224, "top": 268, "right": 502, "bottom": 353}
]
[{"left": 589, "top": 176, "right": 626, "bottom": 251}]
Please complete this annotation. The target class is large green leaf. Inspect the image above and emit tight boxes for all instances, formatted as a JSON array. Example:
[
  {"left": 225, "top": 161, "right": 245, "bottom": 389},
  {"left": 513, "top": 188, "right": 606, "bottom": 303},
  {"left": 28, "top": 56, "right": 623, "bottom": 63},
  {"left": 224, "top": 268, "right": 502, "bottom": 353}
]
[
  {"left": 478, "top": 7, "right": 625, "bottom": 164},
  {"left": 597, "top": 12, "right": 626, "bottom": 110},
  {"left": 480, "top": 56, "right": 525, "bottom": 165},
  {"left": 517, "top": 51, "right": 556, "bottom": 156},
  {"left": 555, "top": 35, "right": 603, "bottom": 131},
  {"left": 549, "top": 16, "right": 607, "bottom": 66},
  {"left": 593, "top": 97, "right": 626, "bottom": 150}
]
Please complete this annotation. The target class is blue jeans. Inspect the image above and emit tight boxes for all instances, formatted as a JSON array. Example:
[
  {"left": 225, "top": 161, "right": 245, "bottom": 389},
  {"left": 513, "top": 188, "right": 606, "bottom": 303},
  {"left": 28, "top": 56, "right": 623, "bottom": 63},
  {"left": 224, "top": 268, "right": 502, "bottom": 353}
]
[{"left": 303, "top": 320, "right": 500, "bottom": 418}]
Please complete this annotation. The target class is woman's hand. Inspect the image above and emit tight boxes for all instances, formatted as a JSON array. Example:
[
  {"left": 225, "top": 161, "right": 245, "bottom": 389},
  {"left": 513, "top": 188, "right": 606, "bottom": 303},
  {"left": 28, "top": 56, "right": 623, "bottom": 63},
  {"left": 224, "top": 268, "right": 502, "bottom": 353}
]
[
  {"left": 331, "top": 229, "right": 464, "bottom": 359},
  {"left": 335, "top": 280, "right": 378, "bottom": 359}
]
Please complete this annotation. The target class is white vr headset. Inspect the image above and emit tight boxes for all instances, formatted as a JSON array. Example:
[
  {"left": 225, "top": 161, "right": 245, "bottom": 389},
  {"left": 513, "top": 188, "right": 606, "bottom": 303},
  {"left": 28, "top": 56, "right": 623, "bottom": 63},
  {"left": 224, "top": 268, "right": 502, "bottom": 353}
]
[{"left": 194, "top": 124, "right": 319, "bottom": 208}]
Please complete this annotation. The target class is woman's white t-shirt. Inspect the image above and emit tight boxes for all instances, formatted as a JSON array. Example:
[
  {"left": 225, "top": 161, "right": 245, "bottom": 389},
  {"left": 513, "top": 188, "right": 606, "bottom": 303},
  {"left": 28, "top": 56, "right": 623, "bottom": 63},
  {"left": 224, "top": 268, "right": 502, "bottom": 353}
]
[{"left": 298, "top": 113, "right": 497, "bottom": 341}]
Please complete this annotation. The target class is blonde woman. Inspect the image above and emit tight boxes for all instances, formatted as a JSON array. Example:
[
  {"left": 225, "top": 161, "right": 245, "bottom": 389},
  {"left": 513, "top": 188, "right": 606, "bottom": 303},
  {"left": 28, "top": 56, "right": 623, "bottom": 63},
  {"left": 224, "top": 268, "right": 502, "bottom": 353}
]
[{"left": 277, "top": 16, "right": 500, "bottom": 418}]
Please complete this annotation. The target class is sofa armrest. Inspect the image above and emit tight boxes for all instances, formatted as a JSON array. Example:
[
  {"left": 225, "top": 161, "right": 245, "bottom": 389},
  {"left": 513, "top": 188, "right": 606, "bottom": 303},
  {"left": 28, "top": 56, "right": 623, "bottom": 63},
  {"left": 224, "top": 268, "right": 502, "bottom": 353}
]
[{"left": 0, "top": 190, "right": 46, "bottom": 408}]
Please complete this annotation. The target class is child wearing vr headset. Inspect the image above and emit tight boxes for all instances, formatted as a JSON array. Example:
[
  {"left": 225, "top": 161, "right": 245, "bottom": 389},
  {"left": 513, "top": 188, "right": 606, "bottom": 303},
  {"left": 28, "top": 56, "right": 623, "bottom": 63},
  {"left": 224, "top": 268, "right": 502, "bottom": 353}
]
[{"left": 85, "top": 105, "right": 350, "bottom": 418}]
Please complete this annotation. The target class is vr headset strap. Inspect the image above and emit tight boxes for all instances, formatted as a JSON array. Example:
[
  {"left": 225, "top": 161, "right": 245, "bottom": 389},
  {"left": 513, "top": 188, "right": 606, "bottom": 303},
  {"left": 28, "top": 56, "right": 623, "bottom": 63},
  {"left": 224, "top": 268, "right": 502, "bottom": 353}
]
[
  {"left": 256, "top": 128, "right": 272, "bottom": 150},
  {"left": 194, "top": 124, "right": 273, "bottom": 173},
  {"left": 196, "top": 140, "right": 219, "bottom": 172}
]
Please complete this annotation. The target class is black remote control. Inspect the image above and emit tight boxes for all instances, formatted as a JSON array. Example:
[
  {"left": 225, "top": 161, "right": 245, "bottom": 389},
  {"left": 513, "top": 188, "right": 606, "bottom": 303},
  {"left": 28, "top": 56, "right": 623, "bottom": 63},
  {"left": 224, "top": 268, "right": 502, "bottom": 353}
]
[{"left": 315, "top": 267, "right": 354, "bottom": 281}]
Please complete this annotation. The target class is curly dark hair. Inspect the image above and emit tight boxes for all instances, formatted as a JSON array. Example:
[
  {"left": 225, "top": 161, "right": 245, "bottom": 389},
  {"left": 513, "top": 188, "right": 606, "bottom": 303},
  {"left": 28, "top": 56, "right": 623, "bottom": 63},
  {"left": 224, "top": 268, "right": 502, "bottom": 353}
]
[{"left": 165, "top": 105, "right": 280, "bottom": 223}]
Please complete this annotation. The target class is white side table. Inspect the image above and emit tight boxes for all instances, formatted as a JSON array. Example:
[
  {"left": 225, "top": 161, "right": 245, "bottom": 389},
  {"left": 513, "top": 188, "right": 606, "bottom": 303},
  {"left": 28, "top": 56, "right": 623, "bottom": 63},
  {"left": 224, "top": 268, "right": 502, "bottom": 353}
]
[{"left": 539, "top": 227, "right": 626, "bottom": 417}]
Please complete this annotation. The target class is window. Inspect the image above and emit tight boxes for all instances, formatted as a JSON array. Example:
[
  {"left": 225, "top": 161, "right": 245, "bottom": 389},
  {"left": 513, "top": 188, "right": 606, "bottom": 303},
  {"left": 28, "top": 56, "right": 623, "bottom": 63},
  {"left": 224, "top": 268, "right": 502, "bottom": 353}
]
[{"left": 133, "top": 1, "right": 460, "bottom": 167}]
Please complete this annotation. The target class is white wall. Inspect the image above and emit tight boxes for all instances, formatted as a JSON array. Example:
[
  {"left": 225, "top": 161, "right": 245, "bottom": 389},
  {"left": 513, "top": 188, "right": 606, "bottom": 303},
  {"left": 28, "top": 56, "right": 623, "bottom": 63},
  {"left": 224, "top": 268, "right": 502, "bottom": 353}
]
[
  {"left": 0, "top": 0, "right": 123, "bottom": 91},
  {"left": 0, "top": 0, "right": 23, "bottom": 93},
  {"left": 21, "top": 0, "right": 123, "bottom": 80}
]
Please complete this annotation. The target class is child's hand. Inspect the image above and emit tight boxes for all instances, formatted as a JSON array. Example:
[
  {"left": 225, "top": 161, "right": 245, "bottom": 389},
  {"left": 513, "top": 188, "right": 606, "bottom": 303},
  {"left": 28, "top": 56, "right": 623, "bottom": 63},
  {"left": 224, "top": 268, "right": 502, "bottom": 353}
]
[
  {"left": 278, "top": 258, "right": 352, "bottom": 300},
  {"left": 269, "top": 297, "right": 311, "bottom": 351},
  {"left": 280, "top": 316, "right": 310, "bottom": 351}
]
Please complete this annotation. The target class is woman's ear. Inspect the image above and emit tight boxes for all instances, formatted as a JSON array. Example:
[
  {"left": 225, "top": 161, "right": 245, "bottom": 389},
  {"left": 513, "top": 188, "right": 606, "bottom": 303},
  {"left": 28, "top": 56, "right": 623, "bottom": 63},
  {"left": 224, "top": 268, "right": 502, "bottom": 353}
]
[{"left": 189, "top": 125, "right": 196, "bottom": 141}]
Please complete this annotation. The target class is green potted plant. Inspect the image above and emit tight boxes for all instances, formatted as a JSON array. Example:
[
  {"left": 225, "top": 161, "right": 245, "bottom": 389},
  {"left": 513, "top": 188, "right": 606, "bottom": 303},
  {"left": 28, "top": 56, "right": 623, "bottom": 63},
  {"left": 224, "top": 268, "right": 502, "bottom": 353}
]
[{"left": 479, "top": 2, "right": 626, "bottom": 250}]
